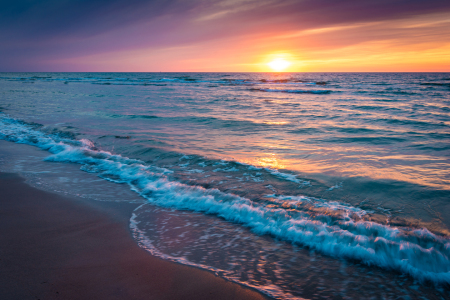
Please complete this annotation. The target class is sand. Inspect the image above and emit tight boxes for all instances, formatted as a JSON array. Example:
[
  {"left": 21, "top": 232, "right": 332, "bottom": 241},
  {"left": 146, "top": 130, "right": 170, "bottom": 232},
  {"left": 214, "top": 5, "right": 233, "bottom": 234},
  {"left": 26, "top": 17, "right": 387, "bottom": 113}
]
[{"left": 0, "top": 171, "right": 270, "bottom": 300}]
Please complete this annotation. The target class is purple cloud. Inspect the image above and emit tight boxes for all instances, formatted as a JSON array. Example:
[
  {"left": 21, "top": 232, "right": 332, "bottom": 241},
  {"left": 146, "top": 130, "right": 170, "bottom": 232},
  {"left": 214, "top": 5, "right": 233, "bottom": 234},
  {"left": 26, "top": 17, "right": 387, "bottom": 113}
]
[{"left": 1, "top": 0, "right": 449, "bottom": 71}]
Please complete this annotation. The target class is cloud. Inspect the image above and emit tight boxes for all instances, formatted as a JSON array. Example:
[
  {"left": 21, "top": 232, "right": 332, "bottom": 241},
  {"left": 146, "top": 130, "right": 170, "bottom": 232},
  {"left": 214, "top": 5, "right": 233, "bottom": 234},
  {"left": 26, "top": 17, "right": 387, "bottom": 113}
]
[
  {"left": 0, "top": 0, "right": 191, "bottom": 40},
  {"left": 1, "top": 0, "right": 449, "bottom": 71}
]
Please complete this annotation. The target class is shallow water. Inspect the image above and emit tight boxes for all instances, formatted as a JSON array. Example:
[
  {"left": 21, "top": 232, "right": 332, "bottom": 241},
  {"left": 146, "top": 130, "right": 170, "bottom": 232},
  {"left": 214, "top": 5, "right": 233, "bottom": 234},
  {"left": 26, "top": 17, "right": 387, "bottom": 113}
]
[{"left": 0, "top": 72, "right": 449, "bottom": 299}]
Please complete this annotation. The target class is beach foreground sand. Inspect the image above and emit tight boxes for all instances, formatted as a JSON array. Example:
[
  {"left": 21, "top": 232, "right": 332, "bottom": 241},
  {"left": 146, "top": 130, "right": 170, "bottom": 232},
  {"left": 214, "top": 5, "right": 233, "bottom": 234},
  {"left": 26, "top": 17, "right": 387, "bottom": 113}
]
[{"left": 0, "top": 171, "right": 269, "bottom": 300}]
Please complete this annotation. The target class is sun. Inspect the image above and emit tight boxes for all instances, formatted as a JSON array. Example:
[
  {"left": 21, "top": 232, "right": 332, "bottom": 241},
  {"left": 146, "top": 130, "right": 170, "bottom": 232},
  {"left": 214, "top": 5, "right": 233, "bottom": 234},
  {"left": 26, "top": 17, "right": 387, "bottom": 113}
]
[{"left": 267, "top": 58, "right": 291, "bottom": 72}]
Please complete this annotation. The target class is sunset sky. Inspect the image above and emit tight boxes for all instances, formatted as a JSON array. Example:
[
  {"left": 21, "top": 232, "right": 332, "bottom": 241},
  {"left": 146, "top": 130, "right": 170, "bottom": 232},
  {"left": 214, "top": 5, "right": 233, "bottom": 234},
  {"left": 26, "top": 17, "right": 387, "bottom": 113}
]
[{"left": 1, "top": 0, "right": 449, "bottom": 72}]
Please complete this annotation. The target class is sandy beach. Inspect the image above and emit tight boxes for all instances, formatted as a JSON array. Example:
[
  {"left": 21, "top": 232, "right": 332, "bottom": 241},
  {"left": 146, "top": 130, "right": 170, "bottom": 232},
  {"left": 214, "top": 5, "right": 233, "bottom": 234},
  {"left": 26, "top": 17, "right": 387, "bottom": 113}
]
[{"left": 0, "top": 171, "right": 269, "bottom": 300}]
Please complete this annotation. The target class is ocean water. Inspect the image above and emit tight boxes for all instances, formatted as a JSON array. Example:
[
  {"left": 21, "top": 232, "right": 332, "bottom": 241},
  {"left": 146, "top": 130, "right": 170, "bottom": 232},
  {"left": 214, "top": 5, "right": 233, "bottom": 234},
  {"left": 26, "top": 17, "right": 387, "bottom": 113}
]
[{"left": 0, "top": 72, "right": 449, "bottom": 299}]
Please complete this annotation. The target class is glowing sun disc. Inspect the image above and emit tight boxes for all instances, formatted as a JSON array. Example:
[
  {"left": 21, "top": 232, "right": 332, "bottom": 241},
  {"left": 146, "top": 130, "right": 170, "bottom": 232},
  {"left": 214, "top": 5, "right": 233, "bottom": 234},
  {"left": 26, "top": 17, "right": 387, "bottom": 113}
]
[{"left": 267, "top": 58, "right": 291, "bottom": 71}]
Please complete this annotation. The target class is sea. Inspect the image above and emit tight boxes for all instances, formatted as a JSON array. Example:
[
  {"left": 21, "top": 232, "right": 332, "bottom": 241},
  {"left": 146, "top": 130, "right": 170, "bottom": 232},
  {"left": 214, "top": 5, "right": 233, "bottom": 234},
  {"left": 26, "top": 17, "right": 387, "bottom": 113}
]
[{"left": 0, "top": 72, "right": 449, "bottom": 299}]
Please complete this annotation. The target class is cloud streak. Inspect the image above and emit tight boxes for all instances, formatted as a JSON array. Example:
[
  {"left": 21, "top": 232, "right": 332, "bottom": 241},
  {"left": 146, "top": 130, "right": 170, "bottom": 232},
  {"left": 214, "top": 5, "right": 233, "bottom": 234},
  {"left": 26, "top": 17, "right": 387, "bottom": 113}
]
[{"left": 1, "top": 0, "right": 449, "bottom": 71}]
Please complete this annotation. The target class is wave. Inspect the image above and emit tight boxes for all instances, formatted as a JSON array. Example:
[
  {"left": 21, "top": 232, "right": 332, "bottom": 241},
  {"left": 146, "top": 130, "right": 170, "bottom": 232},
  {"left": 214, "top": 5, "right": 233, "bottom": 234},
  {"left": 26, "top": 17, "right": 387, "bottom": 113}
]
[
  {"left": 104, "top": 113, "right": 159, "bottom": 119},
  {"left": 0, "top": 75, "right": 330, "bottom": 88},
  {"left": 0, "top": 114, "right": 449, "bottom": 285},
  {"left": 100, "top": 113, "right": 280, "bottom": 130},
  {"left": 420, "top": 82, "right": 450, "bottom": 88},
  {"left": 382, "top": 118, "right": 447, "bottom": 129},
  {"left": 129, "top": 205, "right": 300, "bottom": 300},
  {"left": 249, "top": 88, "right": 332, "bottom": 94},
  {"left": 265, "top": 168, "right": 310, "bottom": 186},
  {"left": 319, "top": 136, "right": 406, "bottom": 145}
]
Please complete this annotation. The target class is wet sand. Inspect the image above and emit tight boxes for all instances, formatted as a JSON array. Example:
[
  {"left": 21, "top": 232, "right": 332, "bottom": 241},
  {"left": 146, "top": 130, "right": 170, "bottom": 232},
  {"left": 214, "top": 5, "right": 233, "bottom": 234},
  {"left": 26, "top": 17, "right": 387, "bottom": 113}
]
[{"left": 0, "top": 171, "right": 270, "bottom": 300}]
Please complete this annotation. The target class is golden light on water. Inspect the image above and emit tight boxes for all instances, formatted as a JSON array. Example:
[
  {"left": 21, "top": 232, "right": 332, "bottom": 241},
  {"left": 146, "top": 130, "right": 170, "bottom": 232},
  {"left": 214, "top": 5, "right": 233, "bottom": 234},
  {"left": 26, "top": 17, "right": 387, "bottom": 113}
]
[
  {"left": 267, "top": 58, "right": 291, "bottom": 72},
  {"left": 263, "top": 121, "right": 289, "bottom": 125},
  {"left": 254, "top": 153, "right": 285, "bottom": 169}
]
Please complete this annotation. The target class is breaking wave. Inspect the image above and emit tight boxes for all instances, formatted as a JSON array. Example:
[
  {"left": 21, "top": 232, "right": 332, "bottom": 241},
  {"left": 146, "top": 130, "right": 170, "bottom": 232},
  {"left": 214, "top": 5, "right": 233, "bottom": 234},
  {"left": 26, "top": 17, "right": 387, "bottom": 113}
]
[{"left": 0, "top": 114, "right": 449, "bottom": 285}]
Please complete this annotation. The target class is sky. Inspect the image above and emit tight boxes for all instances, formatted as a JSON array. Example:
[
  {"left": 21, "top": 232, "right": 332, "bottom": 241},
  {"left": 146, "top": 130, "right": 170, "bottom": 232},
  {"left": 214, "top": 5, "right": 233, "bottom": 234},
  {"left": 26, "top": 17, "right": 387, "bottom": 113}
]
[{"left": 1, "top": 0, "right": 449, "bottom": 72}]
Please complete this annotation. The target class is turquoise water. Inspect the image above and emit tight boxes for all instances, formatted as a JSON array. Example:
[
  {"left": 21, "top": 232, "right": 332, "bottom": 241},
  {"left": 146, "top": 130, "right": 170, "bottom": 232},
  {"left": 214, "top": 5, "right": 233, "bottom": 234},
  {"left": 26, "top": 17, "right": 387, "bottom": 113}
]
[{"left": 1, "top": 72, "right": 449, "bottom": 299}]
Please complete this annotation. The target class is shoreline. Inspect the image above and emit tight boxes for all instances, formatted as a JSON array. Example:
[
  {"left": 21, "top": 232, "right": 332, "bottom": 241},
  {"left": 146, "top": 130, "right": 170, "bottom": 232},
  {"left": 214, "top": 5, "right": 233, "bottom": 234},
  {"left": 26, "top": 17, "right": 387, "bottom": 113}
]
[{"left": 0, "top": 171, "right": 270, "bottom": 300}]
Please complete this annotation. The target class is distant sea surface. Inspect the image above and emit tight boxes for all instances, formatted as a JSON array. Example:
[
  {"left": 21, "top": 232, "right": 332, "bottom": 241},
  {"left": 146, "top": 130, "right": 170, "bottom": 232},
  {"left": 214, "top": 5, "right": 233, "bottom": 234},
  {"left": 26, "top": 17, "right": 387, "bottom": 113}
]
[{"left": 1, "top": 72, "right": 449, "bottom": 299}]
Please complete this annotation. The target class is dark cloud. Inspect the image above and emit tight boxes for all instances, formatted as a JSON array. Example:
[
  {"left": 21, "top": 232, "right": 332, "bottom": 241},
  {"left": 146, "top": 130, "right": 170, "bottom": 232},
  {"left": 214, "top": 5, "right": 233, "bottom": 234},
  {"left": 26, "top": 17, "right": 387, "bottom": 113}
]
[
  {"left": 289, "top": 0, "right": 450, "bottom": 23},
  {"left": 215, "top": 0, "right": 450, "bottom": 31},
  {"left": 1, "top": 0, "right": 449, "bottom": 71},
  {"left": 0, "top": 0, "right": 195, "bottom": 41},
  {"left": 0, "top": 0, "right": 204, "bottom": 70},
  {"left": 4, "top": 0, "right": 448, "bottom": 43}
]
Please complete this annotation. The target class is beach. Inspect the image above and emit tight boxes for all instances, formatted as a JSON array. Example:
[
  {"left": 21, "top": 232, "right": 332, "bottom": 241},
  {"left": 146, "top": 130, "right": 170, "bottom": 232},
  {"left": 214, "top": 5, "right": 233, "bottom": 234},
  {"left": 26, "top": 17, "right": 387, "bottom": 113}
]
[
  {"left": 1, "top": 0, "right": 450, "bottom": 297},
  {"left": 0, "top": 169, "right": 269, "bottom": 300}
]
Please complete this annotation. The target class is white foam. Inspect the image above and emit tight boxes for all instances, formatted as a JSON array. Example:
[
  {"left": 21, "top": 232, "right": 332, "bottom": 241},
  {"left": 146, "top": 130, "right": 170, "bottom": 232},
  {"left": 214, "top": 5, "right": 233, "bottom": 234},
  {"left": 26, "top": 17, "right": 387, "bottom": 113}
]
[
  {"left": 266, "top": 168, "right": 310, "bottom": 187},
  {"left": 130, "top": 204, "right": 302, "bottom": 300},
  {"left": 328, "top": 182, "right": 343, "bottom": 191},
  {"left": 265, "top": 194, "right": 370, "bottom": 218},
  {"left": 186, "top": 169, "right": 204, "bottom": 174},
  {"left": 179, "top": 154, "right": 192, "bottom": 160}
]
